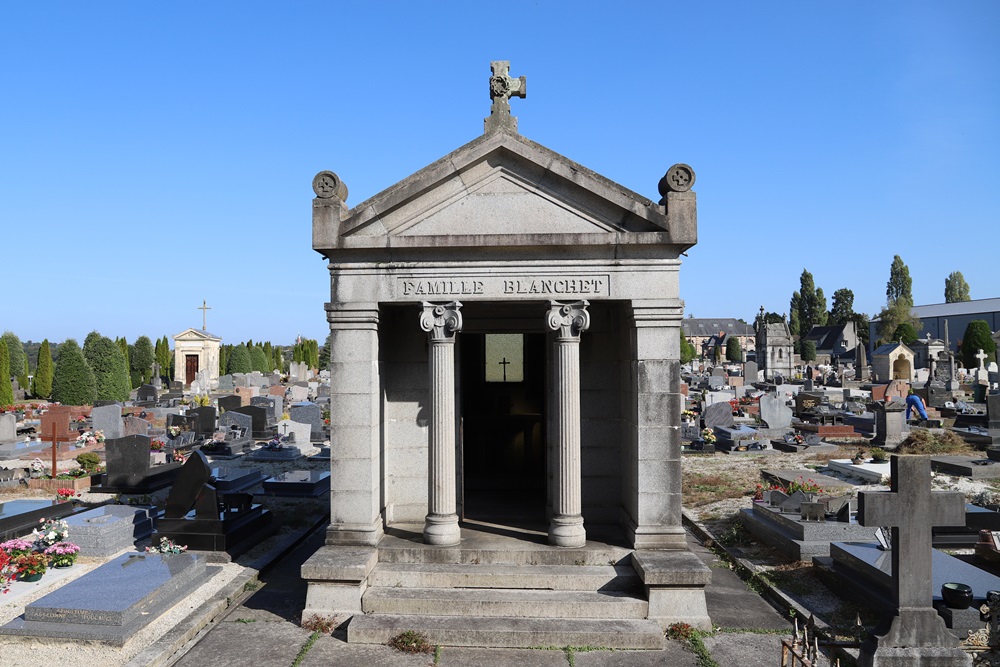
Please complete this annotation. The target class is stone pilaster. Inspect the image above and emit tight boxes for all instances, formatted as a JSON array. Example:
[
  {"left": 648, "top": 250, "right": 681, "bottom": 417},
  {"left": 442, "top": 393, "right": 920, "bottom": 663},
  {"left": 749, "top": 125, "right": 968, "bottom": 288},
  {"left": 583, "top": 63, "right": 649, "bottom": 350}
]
[
  {"left": 420, "top": 301, "right": 463, "bottom": 546},
  {"left": 546, "top": 300, "right": 590, "bottom": 548},
  {"left": 325, "top": 303, "right": 384, "bottom": 546}
]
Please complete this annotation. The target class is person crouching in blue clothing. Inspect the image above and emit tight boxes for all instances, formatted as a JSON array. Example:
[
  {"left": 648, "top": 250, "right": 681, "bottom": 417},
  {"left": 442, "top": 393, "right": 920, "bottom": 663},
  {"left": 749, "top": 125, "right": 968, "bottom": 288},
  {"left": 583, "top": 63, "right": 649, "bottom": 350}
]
[{"left": 905, "top": 389, "right": 929, "bottom": 421}]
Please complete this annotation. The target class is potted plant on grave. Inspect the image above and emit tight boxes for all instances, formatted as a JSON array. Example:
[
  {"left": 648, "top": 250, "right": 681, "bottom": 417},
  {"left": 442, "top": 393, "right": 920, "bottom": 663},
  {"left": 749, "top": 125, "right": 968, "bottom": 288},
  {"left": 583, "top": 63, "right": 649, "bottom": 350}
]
[
  {"left": 55, "top": 488, "right": 79, "bottom": 502},
  {"left": 870, "top": 447, "right": 888, "bottom": 463},
  {"left": 0, "top": 538, "right": 35, "bottom": 559},
  {"left": 31, "top": 518, "right": 70, "bottom": 550},
  {"left": 14, "top": 552, "right": 47, "bottom": 582},
  {"left": 851, "top": 449, "right": 867, "bottom": 465},
  {"left": 700, "top": 428, "right": 717, "bottom": 446},
  {"left": 146, "top": 537, "right": 187, "bottom": 555},
  {"left": 44, "top": 542, "right": 80, "bottom": 568},
  {"left": 0, "top": 549, "right": 17, "bottom": 594}
]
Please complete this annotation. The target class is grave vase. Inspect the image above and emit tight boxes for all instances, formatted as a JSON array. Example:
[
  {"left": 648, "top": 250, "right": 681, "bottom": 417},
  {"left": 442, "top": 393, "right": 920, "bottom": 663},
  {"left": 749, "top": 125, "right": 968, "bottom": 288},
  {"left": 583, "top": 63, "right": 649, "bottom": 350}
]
[{"left": 19, "top": 572, "right": 43, "bottom": 582}]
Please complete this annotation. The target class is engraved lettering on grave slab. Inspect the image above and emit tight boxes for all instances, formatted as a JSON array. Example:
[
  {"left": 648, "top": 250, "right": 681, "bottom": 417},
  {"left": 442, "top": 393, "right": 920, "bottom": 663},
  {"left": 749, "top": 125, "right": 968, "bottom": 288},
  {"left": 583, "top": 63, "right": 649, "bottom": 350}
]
[{"left": 397, "top": 276, "right": 610, "bottom": 298}]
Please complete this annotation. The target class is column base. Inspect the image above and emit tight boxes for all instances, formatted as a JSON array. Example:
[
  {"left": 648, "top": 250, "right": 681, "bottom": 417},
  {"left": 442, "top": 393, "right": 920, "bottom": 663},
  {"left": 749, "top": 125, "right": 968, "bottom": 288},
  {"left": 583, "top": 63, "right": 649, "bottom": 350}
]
[
  {"left": 548, "top": 515, "right": 586, "bottom": 548},
  {"left": 325, "top": 517, "right": 385, "bottom": 547},
  {"left": 423, "top": 513, "right": 461, "bottom": 546}
]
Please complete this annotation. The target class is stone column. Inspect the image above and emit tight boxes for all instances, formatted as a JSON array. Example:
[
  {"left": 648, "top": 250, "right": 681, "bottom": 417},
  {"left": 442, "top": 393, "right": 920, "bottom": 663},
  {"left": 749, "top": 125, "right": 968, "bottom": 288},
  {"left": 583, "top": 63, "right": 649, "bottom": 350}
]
[
  {"left": 420, "top": 301, "right": 463, "bottom": 546},
  {"left": 325, "top": 304, "right": 384, "bottom": 546},
  {"left": 546, "top": 300, "right": 590, "bottom": 548}
]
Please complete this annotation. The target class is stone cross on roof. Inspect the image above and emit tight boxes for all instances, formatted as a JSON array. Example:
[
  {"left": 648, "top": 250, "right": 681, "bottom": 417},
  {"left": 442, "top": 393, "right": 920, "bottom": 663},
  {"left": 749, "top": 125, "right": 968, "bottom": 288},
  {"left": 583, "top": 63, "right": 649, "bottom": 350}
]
[
  {"left": 485, "top": 60, "right": 526, "bottom": 134},
  {"left": 199, "top": 299, "right": 212, "bottom": 331},
  {"left": 857, "top": 455, "right": 969, "bottom": 653}
]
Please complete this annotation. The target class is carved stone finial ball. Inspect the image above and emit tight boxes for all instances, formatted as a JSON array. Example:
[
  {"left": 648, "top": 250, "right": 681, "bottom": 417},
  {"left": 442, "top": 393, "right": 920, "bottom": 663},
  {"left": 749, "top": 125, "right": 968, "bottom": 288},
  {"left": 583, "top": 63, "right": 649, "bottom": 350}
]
[
  {"left": 312, "top": 171, "right": 348, "bottom": 201},
  {"left": 658, "top": 164, "right": 695, "bottom": 196}
]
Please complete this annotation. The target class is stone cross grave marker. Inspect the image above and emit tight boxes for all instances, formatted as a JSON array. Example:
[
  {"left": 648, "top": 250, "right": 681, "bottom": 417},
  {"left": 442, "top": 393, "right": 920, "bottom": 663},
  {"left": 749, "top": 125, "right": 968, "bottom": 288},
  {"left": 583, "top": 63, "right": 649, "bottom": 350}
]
[
  {"left": 857, "top": 455, "right": 970, "bottom": 660},
  {"left": 977, "top": 349, "right": 988, "bottom": 371}
]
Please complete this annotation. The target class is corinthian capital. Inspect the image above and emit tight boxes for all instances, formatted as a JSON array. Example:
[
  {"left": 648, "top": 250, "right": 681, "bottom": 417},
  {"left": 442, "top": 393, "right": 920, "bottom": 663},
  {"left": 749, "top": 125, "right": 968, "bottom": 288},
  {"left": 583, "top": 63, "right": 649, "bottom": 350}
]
[
  {"left": 547, "top": 301, "right": 590, "bottom": 339},
  {"left": 420, "top": 302, "right": 463, "bottom": 340}
]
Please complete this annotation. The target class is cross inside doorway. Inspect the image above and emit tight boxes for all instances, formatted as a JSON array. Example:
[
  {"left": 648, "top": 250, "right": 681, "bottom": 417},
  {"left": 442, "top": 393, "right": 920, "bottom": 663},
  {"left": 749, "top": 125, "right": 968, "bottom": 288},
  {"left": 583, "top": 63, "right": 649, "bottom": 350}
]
[
  {"left": 199, "top": 299, "right": 211, "bottom": 330},
  {"left": 498, "top": 357, "right": 510, "bottom": 382}
]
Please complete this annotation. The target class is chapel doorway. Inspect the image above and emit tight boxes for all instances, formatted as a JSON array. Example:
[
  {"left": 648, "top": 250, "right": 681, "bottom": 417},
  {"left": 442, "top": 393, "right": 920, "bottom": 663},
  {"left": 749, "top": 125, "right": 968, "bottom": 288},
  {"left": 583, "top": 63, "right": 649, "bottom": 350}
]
[
  {"left": 460, "top": 331, "right": 546, "bottom": 524},
  {"left": 185, "top": 355, "right": 199, "bottom": 386}
]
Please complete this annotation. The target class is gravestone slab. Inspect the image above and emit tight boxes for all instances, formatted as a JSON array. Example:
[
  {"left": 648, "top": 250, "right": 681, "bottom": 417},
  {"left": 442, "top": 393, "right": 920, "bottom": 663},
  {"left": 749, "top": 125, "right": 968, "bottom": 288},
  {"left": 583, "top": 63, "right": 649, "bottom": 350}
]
[
  {"left": 288, "top": 385, "right": 309, "bottom": 403},
  {"left": 136, "top": 384, "right": 158, "bottom": 404},
  {"left": 217, "top": 395, "right": 242, "bottom": 414},
  {"left": 267, "top": 385, "right": 286, "bottom": 398},
  {"left": 0, "top": 499, "right": 86, "bottom": 541},
  {"left": 0, "top": 413, "right": 15, "bottom": 443},
  {"left": 64, "top": 505, "right": 155, "bottom": 557},
  {"left": 246, "top": 444, "right": 304, "bottom": 461},
  {"left": 0, "top": 551, "right": 219, "bottom": 645},
  {"left": 251, "top": 396, "right": 281, "bottom": 422},
  {"left": 275, "top": 419, "right": 311, "bottom": 448},
  {"left": 308, "top": 445, "right": 331, "bottom": 461},
  {"left": 123, "top": 415, "right": 150, "bottom": 437},
  {"left": 702, "top": 402, "right": 735, "bottom": 430},
  {"left": 217, "top": 375, "right": 234, "bottom": 392},
  {"left": 219, "top": 410, "right": 252, "bottom": 436},
  {"left": 263, "top": 470, "right": 331, "bottom": 497},
  {"left": 759, "top": 393, "right": 792, "bottom": 429},
  {"left": 98, "top": 435, "right": 181, "bottom": 494},
  {"left": 234, "top": 386, "right": 257, "bottom": 406},
  {"left": 187, "top": 406, "right": 217, "bottom": 436},
  {"left": 289, "top": 402, "right": 323, "bottom": 440},
  {"left": 91, "top": 404, "right": 123, "bottom": 440},
  {"left": 930, "top": 456, "right": 1000, "bottom": 479},
  {"left": 233, "top": 405, "right": 268, "bottom": 437},
  {"left": 743, "top": 361, "right": 759, "bottom": 385}
]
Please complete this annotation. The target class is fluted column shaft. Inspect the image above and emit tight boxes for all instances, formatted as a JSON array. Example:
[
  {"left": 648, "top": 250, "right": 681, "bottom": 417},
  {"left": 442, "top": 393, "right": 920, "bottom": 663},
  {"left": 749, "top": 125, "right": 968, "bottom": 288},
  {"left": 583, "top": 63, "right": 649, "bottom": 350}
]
[
  {"left": 547, "top": 300, "right": 590, "bottom": 548},
  {"left": 420, "top": 302, "right": 463, "bottom": 546}
]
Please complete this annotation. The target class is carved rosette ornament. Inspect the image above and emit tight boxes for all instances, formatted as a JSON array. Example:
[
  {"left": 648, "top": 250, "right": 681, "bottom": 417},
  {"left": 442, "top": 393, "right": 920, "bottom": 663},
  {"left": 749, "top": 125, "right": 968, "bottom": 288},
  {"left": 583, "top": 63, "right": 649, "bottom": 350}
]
[
  {"left": 546, "top": 301, "right": 591, "bottom": 339},
  {"left": 420, "top": 302, "right": 463, "bottom": 340},
  {"left": 312, "top": 170, "right": 348, "bottom": 201},
  {"left": 657, "top": 163, "right": 695, "bottom": 196}
]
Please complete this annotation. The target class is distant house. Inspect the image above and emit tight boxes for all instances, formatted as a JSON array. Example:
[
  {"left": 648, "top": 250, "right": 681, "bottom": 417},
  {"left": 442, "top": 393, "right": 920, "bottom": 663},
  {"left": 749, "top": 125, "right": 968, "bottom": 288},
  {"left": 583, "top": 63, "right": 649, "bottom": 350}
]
[
  {"left": 801, "top": 322, "right": 857, "bottom": 364},
  {"left": 681, "top": 318, "right": 755, "bottom": 360}
]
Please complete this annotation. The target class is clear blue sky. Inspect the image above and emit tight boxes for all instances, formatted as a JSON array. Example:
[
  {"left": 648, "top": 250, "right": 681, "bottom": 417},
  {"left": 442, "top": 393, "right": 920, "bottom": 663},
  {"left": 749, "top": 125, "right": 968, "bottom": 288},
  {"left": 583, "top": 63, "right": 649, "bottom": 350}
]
[{"left": 2, "top": 2, "right": 997, "bottom": 346}]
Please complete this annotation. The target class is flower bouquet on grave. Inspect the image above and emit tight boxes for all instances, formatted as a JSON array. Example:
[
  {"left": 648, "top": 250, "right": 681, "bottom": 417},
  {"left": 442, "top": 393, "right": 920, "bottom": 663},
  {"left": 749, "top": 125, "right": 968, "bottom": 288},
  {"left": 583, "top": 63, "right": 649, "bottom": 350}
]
[
  {"left": 0, "top": 538, "right": 35, "bottom": 559},
  {"left": 167, "top": 426, "right": 182, "bottom": 439},
  {"left": 0, "top": 549, "right": 17, "bottom": 594},
  {"left": 31, "top": 518, "right": 70, "bottom": 549},
  {"left": 263, "top": 435, "right": 286, "bottom": 451},
  {"left": 14, "top": 552, "right": 47, "bottom": 580},
  {"left": 700, "top": 428, "right": 717, "bottom": 445},
  {"left": 146, "top": 537, "right": 187, "bottom": 555},
  {"left": 150, "top": 439, "right": 166, "bottom": 452},
  {"left": 55, "top": 488, "right": 80, "bottom": 502},
  {"left": 44, "top": 542, "right": 80, "bottom": 568},
  {"left": 29, "top": 458, "right": 47, "bottom": 479}
]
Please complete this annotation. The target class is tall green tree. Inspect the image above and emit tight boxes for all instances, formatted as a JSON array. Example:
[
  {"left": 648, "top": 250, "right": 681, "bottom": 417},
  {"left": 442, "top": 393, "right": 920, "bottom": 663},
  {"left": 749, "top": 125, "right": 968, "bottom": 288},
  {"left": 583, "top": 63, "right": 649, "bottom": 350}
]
[
  {"left": 1, "top": 332, "right": 26, "bottom": 393},
  {"left": 944, "top": 271, "right": 971, "bottom": 303},
  {"left": 219, "top": 345, "right": 229, "bottom": 376},
  {"left": 227, "top": 344, "right": 252, "bottom": 374},
  {"left": 0, "top": 340, "right": 13, "bottom": 407},
  {"left": 156, "top": 335, "right": 173, "bottom": 381},
  {"left": 273, "top": 346, "right": 284, "bottom": 373},
  {"left": 32, "top": 339, "right": 53, "bottom": 399},
  {"left": 828, "top": 288, "right": 856, "bottom": 325},
  {"left": 800, "top": 339, "right": 817, "bottom": 363},
  {"left": 892, "top": 322, "right": 919, "bottom": 345},
  {"left": 795, "top": 270, "right": 827, "bottom": 335},
  {"left": 52, "top": 339, "right": 97, "bottom": 406},
  {"left": 960, "top": 320, "right": 997, "bottom": 368},
  {"left": 85, "top": 335, "right": 132, "bottom": 403},
  {"left": 680, "top": 336, "right": 697, "bottom": 364},
  {"left": 886, "top": 255, "right": 913, "bottom": 306},
  {"left": 725, "top": 337, "right": 742, "bottom": 363},
  {"left": 876, "top": 255, "right": 919, "bottom": 342},
  {"left": 250, "top": 345, "right": 269, "bottom": 373},
  {"left": 131, "top": 336, "right": 155, "bottom": 384}
]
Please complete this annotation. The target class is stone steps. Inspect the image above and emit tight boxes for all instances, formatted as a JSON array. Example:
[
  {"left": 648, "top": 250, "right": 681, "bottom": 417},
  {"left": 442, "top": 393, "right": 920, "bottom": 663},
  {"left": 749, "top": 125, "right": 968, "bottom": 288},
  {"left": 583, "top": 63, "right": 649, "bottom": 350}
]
[
  {"left": 347, "top": 613, "right": 665, "bottom": 649},
  {"left": 376, "top": 542, "right": 632, "bottom": 567},
  {"left": 362, "top": 587, "right": 648, "bottom": 619},
  {"left": 367, "top": 562, "right": 640, "bottom": 591}
]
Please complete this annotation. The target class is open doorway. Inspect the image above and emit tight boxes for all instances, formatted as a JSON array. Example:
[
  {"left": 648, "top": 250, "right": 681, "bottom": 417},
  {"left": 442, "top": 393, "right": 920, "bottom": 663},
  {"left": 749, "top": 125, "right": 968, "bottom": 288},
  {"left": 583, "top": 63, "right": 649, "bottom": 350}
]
[{"left": 460, "top": 332, "right": 546, "bottom": 524}]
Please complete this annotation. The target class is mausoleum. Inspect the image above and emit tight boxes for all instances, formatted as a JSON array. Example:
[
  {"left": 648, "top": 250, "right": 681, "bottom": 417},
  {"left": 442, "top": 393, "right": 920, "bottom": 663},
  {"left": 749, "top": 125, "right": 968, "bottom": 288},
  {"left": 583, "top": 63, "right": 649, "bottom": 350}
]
[
  {"left": 303, "top": 62, "right": 709, "bottom": 646},
  {"left": 172, "top": 328, "right": 221, "bottom": 388}
]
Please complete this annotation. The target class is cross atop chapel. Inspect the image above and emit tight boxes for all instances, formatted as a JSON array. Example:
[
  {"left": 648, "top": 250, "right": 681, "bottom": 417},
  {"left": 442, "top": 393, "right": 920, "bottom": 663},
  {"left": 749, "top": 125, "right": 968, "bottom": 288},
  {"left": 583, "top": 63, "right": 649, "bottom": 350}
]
[
  {"left": 485, "top": 60, "right": 526, "bottom": 134},
  {"left": 199, "top": 299, "right": 212, "bottom": 331}
]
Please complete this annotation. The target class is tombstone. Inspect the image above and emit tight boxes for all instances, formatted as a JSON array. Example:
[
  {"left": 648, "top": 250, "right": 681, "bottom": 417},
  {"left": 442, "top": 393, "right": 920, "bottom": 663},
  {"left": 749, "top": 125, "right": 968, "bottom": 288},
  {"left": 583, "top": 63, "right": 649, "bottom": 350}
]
[
  {"left": 136, "top": 384, "right": 158, "bottom": 404},
  {"left": 91, "top": 404, "right": 123, "bottom": 441},
  {"left": 856, "top": 456, "right": 970, "bottom": 665},
  {"left": 151, "top": 362, "right": 163, "bottom": 390},
  {"left": 98, "top": 435, "right": 181, "bottom": 494},
  {"left": 246, "top": 440, "right": 303, "bottom": 461},
  {"left": 233, "top": 405, "right": 268, "bottom": 438},
  {"left": 63, "top": 505, "right": 156, "bottom": 557},
  {"left": 251, "top": 395, "right": 282, "bottom": 423},
  {"left": 702, "top": 402, "right": 734, "bottom": 430},
  {"left": 275, "top": 419, "right": 311, "bottom": 448},
  {"left": 217, "top": 374, "right": 234, "bottom": 392},
  {"left": 123, "top": 415, "right": 149, "bottom": 437},
  {"left": 743, "top": 361, "right": 759, "bottom": 385},
  {"left": 166, "top": 413, "right": 197, "bottom": 434},
  {"left": 187, "top": 406, "right": 217, "bottom": 436},
  {"left": 219, "top": 410, "right": 253, "bottom": 437},
  {"left": 153, "top": 450, "right": 272, "bottom": 552},
  {"left": 0, "top": 414, "right": 15, "bottom": 443},
  {"left": 779, "top": 490, "right": 809, "bottom": 513},
  {"left": 234, "top": 386, "right": 256, "bottom": 406},
  {"left": 759, "top": 393, "right": 793, "bottom": 429},
  {"left": 289, "top": 402, "right": 323, "bottom": 441},
  {"left": 706, "top": 375, "right": 725, "bottom": 390},
  {"left": 217, "top": 394, "right": 242, "bottom": 414},
  {"left": 262, "top": 470, "right": 331, "bottom": 497},
  {"left": 872, "top": 401, "right": 907, "bottom": 449},
  {"left": 40, "top": 409, "right": 72, "bottom": 441},
  {"left": 794, "top": 392, "right": 824, "bottom": 416},
  {"left": 988, "top": 394, "right": 1000, "bottom": 434},
  {"left": 267, "top": 384, "right": 286, "bottom": 398},
  {"left": 288, "top": 384, "right": 309, "bottom": 403}
]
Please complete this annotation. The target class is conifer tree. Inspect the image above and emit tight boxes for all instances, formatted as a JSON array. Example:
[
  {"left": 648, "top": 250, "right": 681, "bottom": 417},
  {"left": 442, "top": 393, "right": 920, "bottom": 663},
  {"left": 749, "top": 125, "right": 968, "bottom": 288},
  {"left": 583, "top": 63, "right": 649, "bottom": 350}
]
[
  {"left": 726, "top": 337, "right": 742, "bottom": 363},
  {"left": 32, "top": 339, "right": 53, "bottom": 399},
  {"left": 219, "top": 345, "right": 229, "bottom": 375},
  {"left": 52, "top": 339, "right": 97, "bottom": 406},
  {"left": 250, "top": 345, "right": 269, "bottom": 373},
  {"left": 0, "top": 340, "right": 13, "bottom": 407},
  {"left": 800, "top": 339, "right": 817, "bottom": 362},
  {"left": 227, "top": 344, "right": 252, "bottom": 374},
  {"left": 1, "top": 332, "right": 26, "bottom": 393},
  {"left": 132, "top": 336, "right": 155, "bottom": 384},
  {"left": 85, "top": 335, "right": 132, "bottom": 403},
  {"left": 944, "top": 271, "right": 971, "bottom": 303},
  {"left": 960, "top": 320, "right": 997, "bottom": 368}
]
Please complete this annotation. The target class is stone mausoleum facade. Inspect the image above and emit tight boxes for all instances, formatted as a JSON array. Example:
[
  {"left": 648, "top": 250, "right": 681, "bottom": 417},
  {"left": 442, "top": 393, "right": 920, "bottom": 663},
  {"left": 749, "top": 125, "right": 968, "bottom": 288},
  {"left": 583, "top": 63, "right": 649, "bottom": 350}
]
[{"left": 302, "top": 62, "right": 710, "bottom": 645}]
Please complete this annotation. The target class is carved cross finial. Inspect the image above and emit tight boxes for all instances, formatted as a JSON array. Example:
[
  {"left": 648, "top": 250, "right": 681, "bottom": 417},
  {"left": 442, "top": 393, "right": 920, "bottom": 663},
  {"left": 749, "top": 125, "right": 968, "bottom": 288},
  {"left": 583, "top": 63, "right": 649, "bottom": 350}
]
[
  {"left": 485, "top": 60, "right": 526, "bottom": 134},
  {"left": 199, "top": 299, "right": 212, "bottom": 331}
]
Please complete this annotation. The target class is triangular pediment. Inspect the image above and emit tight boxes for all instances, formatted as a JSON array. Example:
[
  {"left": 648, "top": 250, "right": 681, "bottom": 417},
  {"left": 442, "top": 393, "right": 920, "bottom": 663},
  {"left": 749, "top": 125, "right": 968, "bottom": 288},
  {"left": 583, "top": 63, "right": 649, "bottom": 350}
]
[
  {"left": 173, "top": 328, "right": 221, "bottom": 342},
  {"left": 314, "top": 131, "right": 696, "bottom": 253}
]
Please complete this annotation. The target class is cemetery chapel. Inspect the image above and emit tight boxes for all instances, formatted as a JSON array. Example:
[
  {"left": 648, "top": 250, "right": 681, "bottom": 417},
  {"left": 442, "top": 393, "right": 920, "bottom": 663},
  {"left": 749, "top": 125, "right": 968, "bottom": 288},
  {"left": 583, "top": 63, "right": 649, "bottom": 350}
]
[{"left": 306, "top": 62, "right": 709, "bottom": 630}]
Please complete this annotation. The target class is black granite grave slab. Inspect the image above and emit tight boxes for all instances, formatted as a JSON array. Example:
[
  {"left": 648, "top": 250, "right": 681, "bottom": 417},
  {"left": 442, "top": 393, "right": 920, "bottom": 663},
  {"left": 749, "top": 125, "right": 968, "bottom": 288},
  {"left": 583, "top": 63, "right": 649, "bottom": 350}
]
[
  {"left": 217, "top": 395, "right": 242, "bottom": 414},
  {"left": 263, "top": 470, "right": 331, "bottom": 497},
  {"left": 95, "top": 435, "right": 182, "bottom": 494},
  {"left": 0, "top": 552, "right": 219, "bottom": 645},
  {"left": 187, "top": 406, "right": 217, "bottom": 436},
  {"left": 931, "top": 456, "right": 1000, "bottom": 479},
  {"left": 211, "top": 467, "right": 263, "bottom": 493},
  {"left": 0, "top": 499, "right": 88, "bottom": 540},
  {"left": 233, "top": 405, "right": 269, "bottom": 438}
]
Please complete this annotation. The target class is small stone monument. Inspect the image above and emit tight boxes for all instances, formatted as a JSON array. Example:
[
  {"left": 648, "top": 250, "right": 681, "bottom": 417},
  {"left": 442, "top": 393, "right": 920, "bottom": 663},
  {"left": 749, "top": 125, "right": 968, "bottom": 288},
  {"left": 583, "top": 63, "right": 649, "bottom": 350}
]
[{"left": 856, "top": 456, "right": 971, "bottom": 666}]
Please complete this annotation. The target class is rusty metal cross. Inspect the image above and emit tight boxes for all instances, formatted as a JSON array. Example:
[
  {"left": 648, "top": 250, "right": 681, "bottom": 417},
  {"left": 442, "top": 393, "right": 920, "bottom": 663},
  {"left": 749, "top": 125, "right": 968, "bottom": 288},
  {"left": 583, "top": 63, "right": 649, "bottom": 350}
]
[{"left": 47, "top": 422, "right": 77, "bottom": 479}]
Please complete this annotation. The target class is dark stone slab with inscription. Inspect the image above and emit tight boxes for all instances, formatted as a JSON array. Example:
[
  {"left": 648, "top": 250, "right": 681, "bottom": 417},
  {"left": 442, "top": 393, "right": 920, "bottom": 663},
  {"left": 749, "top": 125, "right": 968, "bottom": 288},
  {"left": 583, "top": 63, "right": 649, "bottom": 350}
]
[
  {"left": 217, "top": 395, "right": 242, "bottom": 414},
  {"left": 94, "top": 435, "right": 181, "bottom": 494},
  {"left": 232, "top": 405, "right": 270, "bottom": 438},
  {"left": 262, "top": 470, "right": 331, "bottom": 497}
]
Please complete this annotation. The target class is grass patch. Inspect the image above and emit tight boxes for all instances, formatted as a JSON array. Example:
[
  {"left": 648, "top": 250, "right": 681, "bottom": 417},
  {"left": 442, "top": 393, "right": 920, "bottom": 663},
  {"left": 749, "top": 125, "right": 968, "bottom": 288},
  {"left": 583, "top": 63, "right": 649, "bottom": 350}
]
[
  {"left": 667, "top": 623, "right": 719, "bottom": 667},
  {"left": 301, "top": 614, "right": 339, "bottom": 634},
  {"left": 896, "top": 429, "right": 973, "bottom": 455},
  {"left": 388, "top": 630, "right": 434, "bottom": 654},
  {"left": 291, "top": 631, "right": 321, "bottom": 667},
  {"left": 683, "top": 472, "right": 747, "bottom": 507}
]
